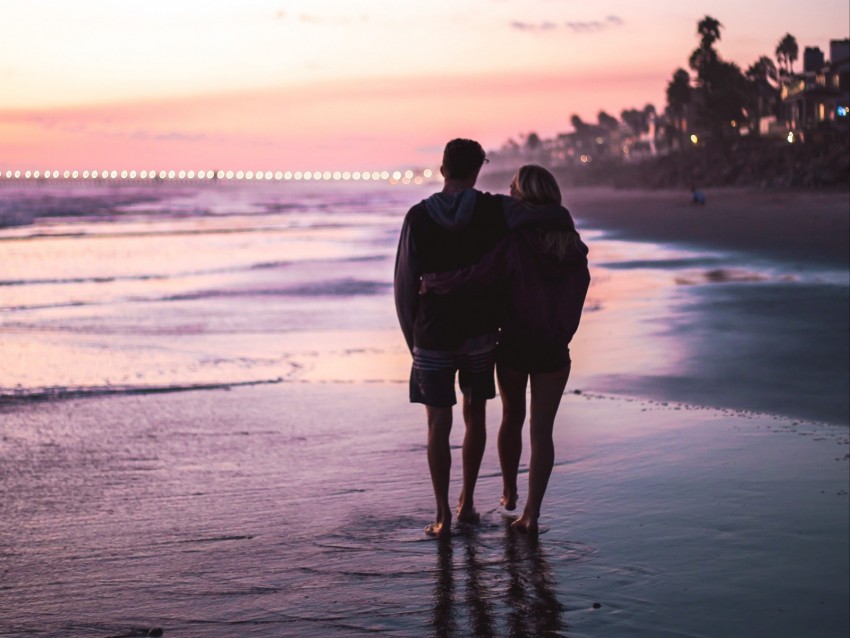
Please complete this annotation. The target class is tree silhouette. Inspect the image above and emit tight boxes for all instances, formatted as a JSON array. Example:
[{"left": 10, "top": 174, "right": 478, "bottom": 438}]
[
  {"left": 597, "top": 111, "right": 619, "bottom": 132},
  {"left": 689, "top": 15, "right": 723, "bottom": 73},
  {"left": 746, "top": 56, "right": 778, "bottom": 84},
  {"left": 776, "top": 33, "right": 799, "bottom": 75},
  {"left": 666, "top": 68, "right": 692, "bottom": 149}
]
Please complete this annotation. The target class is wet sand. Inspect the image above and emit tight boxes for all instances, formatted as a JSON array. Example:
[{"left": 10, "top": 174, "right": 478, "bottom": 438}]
[
  {"left": 564, "top": 187, "right": 849, "bottom": 268},
  {"left": 1, "top": 384, "right": 847, "bottom": 637}
]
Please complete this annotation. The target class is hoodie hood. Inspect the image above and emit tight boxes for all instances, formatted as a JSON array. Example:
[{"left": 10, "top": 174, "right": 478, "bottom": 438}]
[{"left": 422, "top": 189, "right": 477, "bottom": 230}]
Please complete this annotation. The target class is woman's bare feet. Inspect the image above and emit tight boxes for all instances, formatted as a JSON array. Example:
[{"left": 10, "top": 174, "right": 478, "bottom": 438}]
[
  {"left": 500, "top": 487, "right": 518, "bottom": 511},
  {"left": 510, "top": 513, "right": 539, "bottom": 535},
  {"left": 425, "top": 517, "right": 452, "bottom": 539}
]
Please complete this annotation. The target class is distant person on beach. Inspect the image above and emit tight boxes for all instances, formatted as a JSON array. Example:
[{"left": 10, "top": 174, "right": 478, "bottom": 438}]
[
  {"left": 691, "top": 187, "right": 706, "bottom": 206},
  {"left": 420, "top": 165, "right": 590, "bottom": 535},
  {"left": 394, "top": 141, "right": 574, "bottom": 538}
]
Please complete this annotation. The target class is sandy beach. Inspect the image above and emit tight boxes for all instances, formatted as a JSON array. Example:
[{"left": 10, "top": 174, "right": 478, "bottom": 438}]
[{"left": 1, "top": 182, "right": 848, "bottom": 637}]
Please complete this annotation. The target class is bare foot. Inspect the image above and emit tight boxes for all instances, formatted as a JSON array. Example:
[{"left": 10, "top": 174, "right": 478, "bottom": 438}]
[
  {"left": 500, "top": 490, "right": 518, "bottom": 511},
  {"left": 456, "top": 506, "right": 480, "bottom": 524},
  {"left": 424, "top": 519, "right": 451, "bottom": 539},
  {"left": 510, "top": 514, "right": 539, "bottom": 535}
]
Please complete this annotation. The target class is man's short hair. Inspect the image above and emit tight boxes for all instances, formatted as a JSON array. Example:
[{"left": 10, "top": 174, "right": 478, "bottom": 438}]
[{"left": 442, "top": 139, "right": 487, "bottom": 180}]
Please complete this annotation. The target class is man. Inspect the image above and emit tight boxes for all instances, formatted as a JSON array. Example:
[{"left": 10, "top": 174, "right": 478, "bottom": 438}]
[{"left": 394, "top": 139, "right": 571, "bottom": 538}]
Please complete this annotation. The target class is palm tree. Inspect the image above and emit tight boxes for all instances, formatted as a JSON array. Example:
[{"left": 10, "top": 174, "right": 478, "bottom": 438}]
[
  {"left": 775, "top": 33, "right": 799, "bottom": 75},
  {"left": 746, "top": 56, "right": 778, "bottom": 84},
  {"left": 666, "top": 68, "right": 692, "bottom": 149},
  {"left": 690, "top": 15, "right": 723, "bottom": 77},
  {"left": 697, "top": 15, "right": 722, "bottom": 49}
]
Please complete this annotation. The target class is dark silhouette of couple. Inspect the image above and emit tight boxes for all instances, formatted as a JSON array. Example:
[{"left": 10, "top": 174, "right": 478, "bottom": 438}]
[{"left": 395, "top": 138, "right": 590, "bottom": 538}]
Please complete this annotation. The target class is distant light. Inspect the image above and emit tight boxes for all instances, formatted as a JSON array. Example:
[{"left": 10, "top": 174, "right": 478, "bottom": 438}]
[
  {"left": 392, "top": 171, "right": 402, "bottom": 180},
  {"left": 43, "top": 170, "right": 50, "bottom": 179},
  {"left": 176, "top": 170, "right": 184, "bottom": 179},
  {"left": 352, "top": 171, "right": 361, "bottom": 180},
  {"left": 129, "top": 170, "right": 137, "bottom": 179},
  {"left": 25, "top": 170, "right": 32, "bottom": 178},
  {"left": 380, "top": 171, "right": 389, "bottom": 180},
  {"left": 332, "top": 171, "right": 341, "bottom": 180},
  {"left": 404, "top": 170, "right": 414, "bottom": 179},
  {"left": 184, "top": 170, "right": 193, "bottom": 179},
  {"left": 730, "top": 120, "right": 737, "bottom": 128},
  {"left": 690, "top": 134, "right": 699, "bottom": 144},
  {"left": 402, "top": 177, "right": 411, "bottom": 185},
  {"left": 275, "top": 171, "right": 283, "bottom": 180},
  {"left": 303, "top": 171, "right": 313, "bottom": 180},
  {"left": 225, "top": 170, "right": 233, "bottom": 179},
  {"left": 255, "top": 172, "right": 264, "bottom": 181},
  {"left": 158, "top": 170, "right": 166, "bottom": 179},
  {"left": 837, "top": 106, "right": 848, "bottom": 117},
  {"left": 580, "top": 155, "right": 588, "bottom": 163},
  {"left": 140, "top": 170, "right": 148, "bottom": 179},
  {"left": 414, "top": 176, "right": 423, "bottom": 185},
  {"left": 72, "top": 170, "right": 79, "bottom": 178},
  {"left": 787, "top": 131, "right": 795, "bottom": 143},
  {"left": 423, "top": 169, "right": 433, "bottom": 178},
  {"left": 4, "top": 170, "right": 11, "bottom": 178},
  {"left": 236, "top": 170, "right": 245, "bottom": 179},
  {"left": 33, "top": 170, "right": 40, "bottom": 178},
  {"left": 84, "top": 170, "right": 91, "bottom": 178},
  {"left": 122, "top": 170, "right": 129, "bottom": 179},
  {"left": 62, "top": 170, "right": 69, "bottom": 178},
  {"left": 284, "top": 171, "right": 292, "bottom": 180},
  {"left": 342, "top": 171, "right": 351, "bottom": 180},
  {"left": 361, "top": 172, "right": 370, "bottom": 181},
  {"left": 623, "top": 146, "right": 630, "bottom": 154}
]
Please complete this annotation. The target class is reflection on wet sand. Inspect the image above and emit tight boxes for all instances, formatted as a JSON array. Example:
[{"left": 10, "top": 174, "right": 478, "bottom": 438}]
[{"left": 430, "top": 526, "right": 565, "bottom": 637}]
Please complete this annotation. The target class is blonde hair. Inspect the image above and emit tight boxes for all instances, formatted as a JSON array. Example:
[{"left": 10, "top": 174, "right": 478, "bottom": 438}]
[
  {"left": 510, "top": 164, "right": 562, "bottom": 205},
  {"left": 537, "top": 229, "right": 580, "bottom": 260}
]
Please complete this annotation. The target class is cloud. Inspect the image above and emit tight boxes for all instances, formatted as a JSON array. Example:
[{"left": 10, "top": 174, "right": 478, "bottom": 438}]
[
  {"left": 510, "top": 15, "right": 624, "bottom": 33},
  {"left": 510, "top": 21, "right": 558, "bottom": 31}
]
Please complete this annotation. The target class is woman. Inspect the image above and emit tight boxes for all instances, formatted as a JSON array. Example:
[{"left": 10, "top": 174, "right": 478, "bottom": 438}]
[{"left": 420, "top": 165, "right": 590, "bottom": 534}]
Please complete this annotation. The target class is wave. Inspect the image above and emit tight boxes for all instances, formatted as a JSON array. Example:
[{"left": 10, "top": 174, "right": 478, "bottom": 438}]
[
  {"left": 162, "top": 278, "right": 391, "bottom": 301},
  {"left": 0, "top": 254, "right": 387, "bottom": 288},
  {"left": 0, "top": 378, "right": 284, "bottom": 405},
  {"left": 597, "top": 257, "right": 724, "bottom": 270}
]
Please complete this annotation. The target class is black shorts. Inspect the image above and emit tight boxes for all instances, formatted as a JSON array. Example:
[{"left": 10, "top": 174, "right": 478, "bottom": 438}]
[{"left": 409, "top": 336, "right": 497, "bottom": 408}]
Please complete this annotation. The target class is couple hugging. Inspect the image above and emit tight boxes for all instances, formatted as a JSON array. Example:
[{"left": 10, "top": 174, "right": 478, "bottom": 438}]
[{"left": 394, "top": 138, "right": 591, "bottom": 539}]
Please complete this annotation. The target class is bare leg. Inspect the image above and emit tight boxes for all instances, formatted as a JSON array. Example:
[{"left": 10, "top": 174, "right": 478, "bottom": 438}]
[
  {"left": 426, "top": 405, "right": 453, "bottom": 538},
  {"left": 512, "top": 366, "right": 569, "bottom": 534},
  {"left": 497, "top": 364, "right": 528, "bottom": 511},
  {"left": 456, "top": 396, "right": 486, "bottom": 523}
]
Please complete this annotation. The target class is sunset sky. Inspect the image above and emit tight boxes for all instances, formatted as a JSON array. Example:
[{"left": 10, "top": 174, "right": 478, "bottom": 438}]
[{"left": 2, "top": 0, "right": 848, "bottom": 171}]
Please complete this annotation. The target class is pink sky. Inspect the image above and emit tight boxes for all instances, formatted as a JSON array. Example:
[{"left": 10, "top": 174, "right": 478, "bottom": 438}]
[{"left": 2, "top": 1, "right": 848, "bottom": 171}]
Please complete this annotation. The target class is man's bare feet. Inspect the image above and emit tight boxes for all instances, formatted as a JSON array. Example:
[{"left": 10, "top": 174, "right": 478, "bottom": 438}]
[
  {"left": 500, "top": 489, "right": 518, "bottom": 511},
  {"left": 424, "top": 519, "right": 451, "bottom": 538},
  {"left": 510, "top": 514, "right": 539, "bottom": 535},
  {"left": 456, "top": 505, "right": 480, "bottom": 524}
]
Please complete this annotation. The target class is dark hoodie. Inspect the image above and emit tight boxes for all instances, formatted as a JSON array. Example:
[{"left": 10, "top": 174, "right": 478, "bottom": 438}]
[
  {"left": 394, "top": 189, "right": 573, "bottom": 352},
  {"left": 420, "top": 206, "right": 590, "bottom": 373}
]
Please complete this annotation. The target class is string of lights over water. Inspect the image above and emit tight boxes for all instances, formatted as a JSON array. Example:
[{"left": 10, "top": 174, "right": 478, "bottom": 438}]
[{"left": 0, "top": 167, "right": 436, "bottom": 185}]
